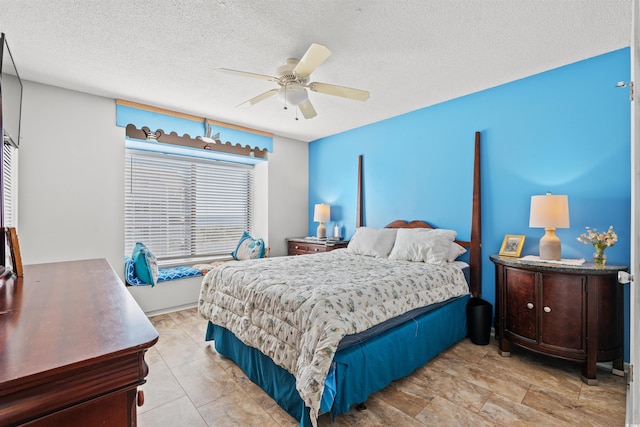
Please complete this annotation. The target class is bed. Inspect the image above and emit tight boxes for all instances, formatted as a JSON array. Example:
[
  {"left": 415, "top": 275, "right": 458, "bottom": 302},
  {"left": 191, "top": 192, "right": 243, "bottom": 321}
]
[{"left": 198, "top": 132, "right": 482, "bottom": 426}]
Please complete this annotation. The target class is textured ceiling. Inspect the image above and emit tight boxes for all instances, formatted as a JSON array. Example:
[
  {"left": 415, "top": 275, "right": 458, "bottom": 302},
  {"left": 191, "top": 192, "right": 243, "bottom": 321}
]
[{"left": 0, "top": 0, "right": 632, "bottom": 142}]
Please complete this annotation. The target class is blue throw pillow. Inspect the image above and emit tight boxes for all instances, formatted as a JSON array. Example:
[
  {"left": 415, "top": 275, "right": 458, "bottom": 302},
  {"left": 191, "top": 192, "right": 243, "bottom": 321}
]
[
  {"left": 231, "top": 231, "right": 265, "bottom": 260},
  {"left": 131, "top": 242, "right": 158, "bottom": 286},
  {"left": 124, "top": 256, "right": 146, "bottom": 286}
]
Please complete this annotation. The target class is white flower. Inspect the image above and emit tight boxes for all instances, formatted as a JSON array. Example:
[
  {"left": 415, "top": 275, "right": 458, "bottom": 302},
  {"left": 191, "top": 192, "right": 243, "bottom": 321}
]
[{"left": 576, "top": 226, "right": 617, "bottom": 250}]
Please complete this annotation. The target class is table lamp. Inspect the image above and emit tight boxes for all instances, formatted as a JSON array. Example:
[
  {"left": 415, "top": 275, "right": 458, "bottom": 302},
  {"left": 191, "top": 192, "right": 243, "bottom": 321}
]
[
  {"left": 313, "top": 203, "right": 330, "bottom": 239},
  {"left": 529, "top": 193, "right": 570, "bottom": 261}
]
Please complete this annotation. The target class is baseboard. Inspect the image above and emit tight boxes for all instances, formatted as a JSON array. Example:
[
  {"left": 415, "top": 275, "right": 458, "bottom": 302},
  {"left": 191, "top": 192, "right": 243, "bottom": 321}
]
[
  {"left": 144, "top": 302, "right": 198, "bottom": 317},
  {"left": 597, "top": 360, "right": 631, "bottom": 374},
  {"left": 127, "top": 275, "right": 202, "bottom": 316}
]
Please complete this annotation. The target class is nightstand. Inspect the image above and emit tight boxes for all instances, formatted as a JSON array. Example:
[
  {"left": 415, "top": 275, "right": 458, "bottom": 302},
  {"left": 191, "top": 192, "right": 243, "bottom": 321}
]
[
  {"left": 490, "top": 254, "right": 627, "bottom": 385},
  {"left": 287, "top": 238, "right": 349, "bottom": 256}
]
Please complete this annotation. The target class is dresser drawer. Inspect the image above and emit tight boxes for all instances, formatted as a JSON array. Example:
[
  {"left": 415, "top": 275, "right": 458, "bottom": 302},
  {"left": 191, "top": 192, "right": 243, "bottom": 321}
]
[
  {"left": 288, "top": 241, "right": 327, "bottom": 255},
  {"left": 287, "top": 239, "right": 349, "bottom": 256}
]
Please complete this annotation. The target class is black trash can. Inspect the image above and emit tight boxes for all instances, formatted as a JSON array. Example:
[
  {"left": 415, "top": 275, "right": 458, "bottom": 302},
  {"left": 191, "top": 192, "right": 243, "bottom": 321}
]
[{"left": 466, "top": 297, "right": 493, "bottom": 345}]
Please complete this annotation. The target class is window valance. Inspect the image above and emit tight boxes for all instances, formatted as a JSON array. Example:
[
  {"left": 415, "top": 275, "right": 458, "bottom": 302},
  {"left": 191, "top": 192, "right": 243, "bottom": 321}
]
[{"left": 115, "top": 100, "right": 273, "bottom": 162}]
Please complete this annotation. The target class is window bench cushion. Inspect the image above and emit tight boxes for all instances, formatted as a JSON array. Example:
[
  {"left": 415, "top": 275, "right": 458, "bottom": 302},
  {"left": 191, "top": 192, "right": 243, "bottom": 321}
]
[
  {"left": 192, "top": 261, "right": 229, "bottom": 275},
  {"left": 125, "top": 257, "right": 203, "bottom": 286}
]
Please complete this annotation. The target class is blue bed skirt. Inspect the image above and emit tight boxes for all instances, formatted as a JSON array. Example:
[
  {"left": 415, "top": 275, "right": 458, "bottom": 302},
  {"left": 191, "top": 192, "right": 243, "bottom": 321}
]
[{"left": 206, "top": 293, "right": 470, "bottom": 426}]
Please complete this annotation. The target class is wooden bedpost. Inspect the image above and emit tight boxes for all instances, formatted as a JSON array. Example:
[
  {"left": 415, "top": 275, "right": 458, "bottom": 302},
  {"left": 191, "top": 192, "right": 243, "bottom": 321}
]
[
  {"left": 356, "top": 155, "right": 363, "bottom": 228},
  {"left": 469, "top": 131, "right": 482, "bottom": 297}
]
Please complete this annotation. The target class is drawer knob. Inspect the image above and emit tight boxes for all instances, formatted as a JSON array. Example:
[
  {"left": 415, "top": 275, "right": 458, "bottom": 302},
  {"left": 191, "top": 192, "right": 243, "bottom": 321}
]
[
  {"left": 526, "top": 303, "right": 534, "bottom": 309},
  {"left": 295, "top": 245, "right": 299, "bottom": 249},
  {"left": 314, "top": 248, "right": 319, "bottom": 251},
  {"left": 543, "top": 306, "right": 552, "bottom": 313}
]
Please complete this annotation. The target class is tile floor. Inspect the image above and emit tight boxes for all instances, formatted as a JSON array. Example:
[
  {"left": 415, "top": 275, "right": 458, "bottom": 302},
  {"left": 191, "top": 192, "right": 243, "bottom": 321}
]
[{"left": 138, "top": 307, "right": 627, "bottom": 426}]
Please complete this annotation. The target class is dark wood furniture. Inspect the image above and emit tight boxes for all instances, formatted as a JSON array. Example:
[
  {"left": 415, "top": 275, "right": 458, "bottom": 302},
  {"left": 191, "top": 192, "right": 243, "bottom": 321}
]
[
  {"left": 491, "top": 254, "right": 626, "bottom": 385},
  {"left": 0, "top": 258, "right": 158, "bottom": 426},
  {"left": 287, "top": 238, "right": 349, "bottom": 256}
]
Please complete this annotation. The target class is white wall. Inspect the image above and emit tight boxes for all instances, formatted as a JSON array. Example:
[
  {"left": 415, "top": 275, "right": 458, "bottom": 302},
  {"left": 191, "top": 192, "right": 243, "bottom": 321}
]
[
  {"left": 253, "top": 159, "right": 269, "bottom": 248},
  {"left": 267, "top": 136, "right": 309, "bottom": 257},
  {"left": 16, "top": 80, "right": 309, "bottom": 283},
  {"left": 19, "top": 80, "right": 125, "bottom": 271}
]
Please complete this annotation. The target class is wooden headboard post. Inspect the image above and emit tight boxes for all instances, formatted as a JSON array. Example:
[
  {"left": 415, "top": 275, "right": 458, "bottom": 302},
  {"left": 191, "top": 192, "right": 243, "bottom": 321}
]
[
  {"left": 469, "top": 131, "right": 482, "bottom": 297},
  {"left": 356, "top": 155, "right": 363, "bottom": 228}
]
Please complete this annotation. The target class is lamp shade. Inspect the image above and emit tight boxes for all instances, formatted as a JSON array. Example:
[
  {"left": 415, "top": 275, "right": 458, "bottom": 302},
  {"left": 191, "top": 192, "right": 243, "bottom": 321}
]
[
  {"left": 529, "top": 194, "right": 570, "bottom": 228},
  {"left": 313, "top": 203, "right": 330, "bottom": 223}
]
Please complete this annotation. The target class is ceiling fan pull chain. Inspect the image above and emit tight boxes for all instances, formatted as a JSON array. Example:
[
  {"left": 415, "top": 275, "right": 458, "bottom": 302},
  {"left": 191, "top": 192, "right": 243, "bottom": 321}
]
[{"left": 283, "top": 83, "right": 288, "bottom": 110}]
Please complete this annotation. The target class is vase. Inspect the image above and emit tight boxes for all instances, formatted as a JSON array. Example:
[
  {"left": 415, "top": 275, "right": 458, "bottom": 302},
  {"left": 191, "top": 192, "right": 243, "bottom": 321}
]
[{"left": 593, "top": 248, "right": 607, "bottom": 268}]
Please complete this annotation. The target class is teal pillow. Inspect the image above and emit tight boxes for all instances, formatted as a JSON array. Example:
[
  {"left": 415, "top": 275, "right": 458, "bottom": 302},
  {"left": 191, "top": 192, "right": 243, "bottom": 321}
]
[
  {"left": 131, "top": 242, "right": 158, "bottom": 286},
  {"left": 231, "top": 231, "right": 265, "bottom": 260}
]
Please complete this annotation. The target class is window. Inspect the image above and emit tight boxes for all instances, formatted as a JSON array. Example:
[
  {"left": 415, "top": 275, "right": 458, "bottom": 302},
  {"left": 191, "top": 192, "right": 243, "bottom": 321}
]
[
  {"left": 125, "top": 149, "right": 253, "bottom": 265},
  {"left": 3, "top": 141, "right": 17, "bottom": 227}
]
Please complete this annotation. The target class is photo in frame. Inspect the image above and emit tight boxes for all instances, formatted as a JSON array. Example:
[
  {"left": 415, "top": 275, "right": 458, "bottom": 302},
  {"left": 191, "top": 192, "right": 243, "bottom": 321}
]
[{"left": 499, "top": 234, "right": 525, "bottom": 257}]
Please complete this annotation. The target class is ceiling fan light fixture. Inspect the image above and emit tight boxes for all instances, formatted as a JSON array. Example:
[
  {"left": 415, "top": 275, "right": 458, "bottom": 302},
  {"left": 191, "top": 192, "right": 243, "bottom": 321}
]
[
  {"left": 222, "top": 43, "right": 368, "bottom": 119},
  {"left": 277, "top": 84, "right": 308, "bottom": 106}
]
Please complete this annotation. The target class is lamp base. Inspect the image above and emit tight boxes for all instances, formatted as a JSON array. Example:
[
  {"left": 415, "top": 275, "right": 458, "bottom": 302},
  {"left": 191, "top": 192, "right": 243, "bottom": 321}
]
[
  {"left": 539, "top": 228, "right": 561, "bottom": 261},
  {"left": 317, "top": 222, "right": 326, "bottom": 239}
]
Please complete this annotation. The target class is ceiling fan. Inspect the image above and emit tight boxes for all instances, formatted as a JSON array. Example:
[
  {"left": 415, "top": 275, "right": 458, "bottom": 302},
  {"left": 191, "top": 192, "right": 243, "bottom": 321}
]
[{"left": 218, "top": 43, "right": 369, "bottom": 119}]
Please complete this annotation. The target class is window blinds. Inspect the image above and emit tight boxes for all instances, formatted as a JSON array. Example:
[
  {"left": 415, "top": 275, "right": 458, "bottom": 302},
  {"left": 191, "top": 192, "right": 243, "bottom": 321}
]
[
  {"left": 3, "top": 142, "right": 17, "bottom": 227},
  {"left": 125, "top": 149, "right": 253, "bottom": 264}
]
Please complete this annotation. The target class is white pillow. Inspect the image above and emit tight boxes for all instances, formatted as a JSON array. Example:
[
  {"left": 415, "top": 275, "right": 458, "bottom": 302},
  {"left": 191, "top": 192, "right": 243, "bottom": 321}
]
[
  {"left": 388, "top": 228, "right": 456, "bottom": 264},
  {"left": 447, "top": 242, "right": 467, "bottom": 262},
  {"left": 391, "top": 228, "right": 457, "bottom": 242},
  {"left": 347, "top": 227, "right": 398, "bottom": 258},
  {"left": 424, "top": 228, "right": 457, "bottom": 241}
]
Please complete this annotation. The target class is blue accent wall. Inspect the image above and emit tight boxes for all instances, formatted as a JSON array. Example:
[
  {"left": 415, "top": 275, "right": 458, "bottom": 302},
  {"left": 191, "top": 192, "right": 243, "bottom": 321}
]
[{"left": 309, "top": 48, "right": 631, "bottom": 360}]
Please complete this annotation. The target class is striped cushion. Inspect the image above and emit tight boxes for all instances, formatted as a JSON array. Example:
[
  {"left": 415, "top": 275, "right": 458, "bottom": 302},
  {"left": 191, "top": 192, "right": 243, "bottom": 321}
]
[
  {"left": 125, "top": 257, "right": 202, "bottom": 286},
  {"left": 157, "top": 266, "right": 202, "bottom": 281}
]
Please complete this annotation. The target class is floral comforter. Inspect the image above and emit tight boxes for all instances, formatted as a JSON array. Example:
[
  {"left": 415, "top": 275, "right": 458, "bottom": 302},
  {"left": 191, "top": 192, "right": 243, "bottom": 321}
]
[{"left": 198, "top": 249, "right": 469, "bottom": 425}]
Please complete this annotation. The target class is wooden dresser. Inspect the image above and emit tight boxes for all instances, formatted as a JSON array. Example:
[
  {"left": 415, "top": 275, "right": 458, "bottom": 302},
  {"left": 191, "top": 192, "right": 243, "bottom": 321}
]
[
  {"left": 0, "top": 258, "right": 158, "bottom": 426},
  {"left": 287, "top": 238, "right": 349, "bottom": 256},
  {"left": 490, "top": 254, "right": 626, "bottom": 385}
]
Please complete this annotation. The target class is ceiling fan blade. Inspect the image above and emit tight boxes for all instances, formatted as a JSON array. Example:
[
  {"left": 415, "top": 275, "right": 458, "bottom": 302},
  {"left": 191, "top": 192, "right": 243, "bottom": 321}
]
[
  {"left": 298, "top": 99, "right": 317, "bottom": 119},
  {"left": 293, "top": 44, "right": 332, "bottom": 78},
  {"left": 217, "top": 68, "right": 276, "bottom": 81},
  {"left": 308, "top": 82, "right": 370, "bottom": 101},
  {"left": 236, "top": 89, "right": 278, "bottom": 108}
]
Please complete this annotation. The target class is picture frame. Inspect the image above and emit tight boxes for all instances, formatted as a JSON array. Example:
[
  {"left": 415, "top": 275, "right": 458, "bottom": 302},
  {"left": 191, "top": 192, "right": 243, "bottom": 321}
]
[
  {"left": 499, "top": 234, "right": 525, "bottom": 257},
  {"left": 6, "top": 227, "right": 22, "bottom": 277}
]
